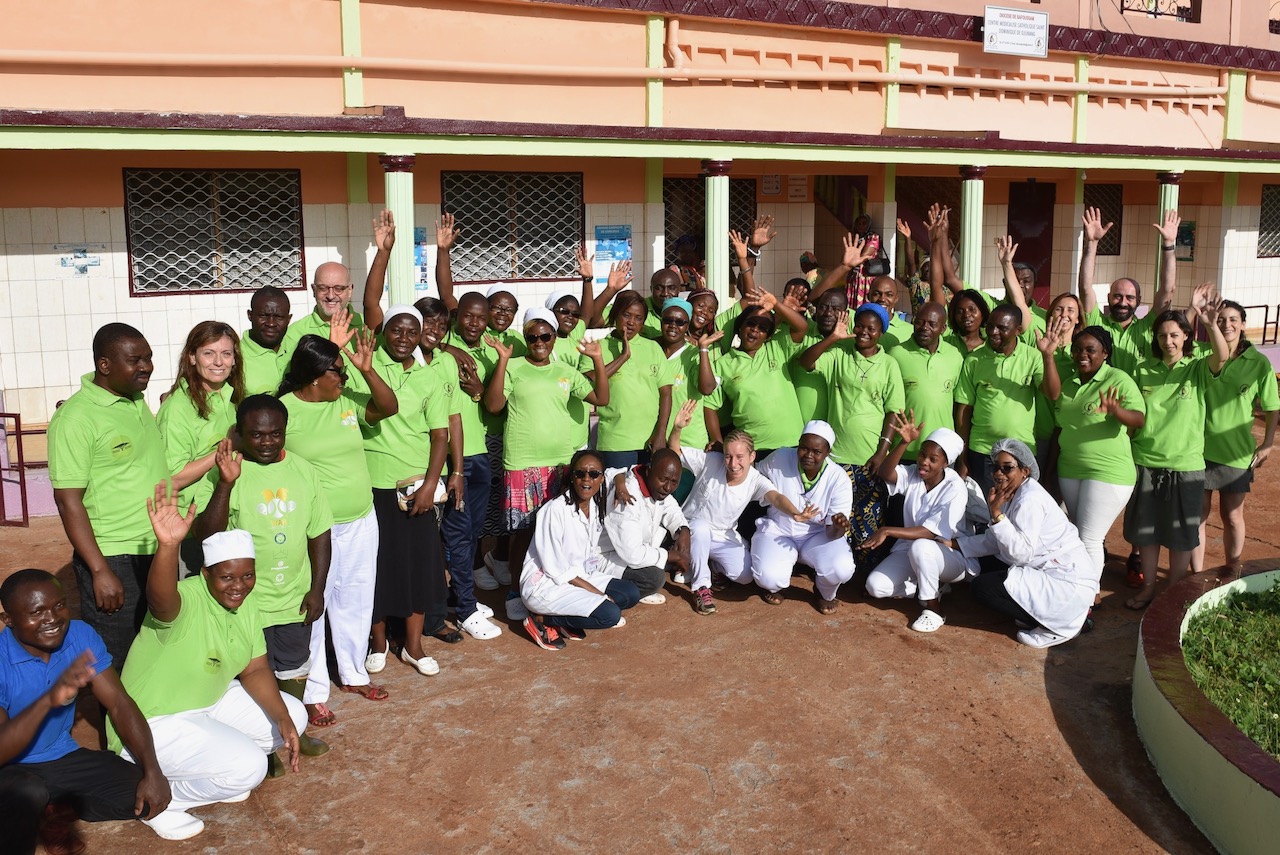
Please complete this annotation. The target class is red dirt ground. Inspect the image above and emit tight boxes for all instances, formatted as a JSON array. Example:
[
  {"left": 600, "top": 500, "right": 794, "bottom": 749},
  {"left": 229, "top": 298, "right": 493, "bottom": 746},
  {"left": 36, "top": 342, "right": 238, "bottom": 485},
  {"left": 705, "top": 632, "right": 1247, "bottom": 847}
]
[{"left": 7, "top": 474, "right": 1280, "bottom": 853}]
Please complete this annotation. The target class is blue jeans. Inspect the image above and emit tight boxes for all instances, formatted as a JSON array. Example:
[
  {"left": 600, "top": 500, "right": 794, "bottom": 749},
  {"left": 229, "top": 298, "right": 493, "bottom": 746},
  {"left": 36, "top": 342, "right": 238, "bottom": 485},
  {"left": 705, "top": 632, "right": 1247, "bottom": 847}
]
[
  {"left": 544, "top": 579, "right": 640, "bottom": 630},
  {"left": 598, "top": 449, "right": 649, "bottom": 470},
  {"left": 440, "top": 452, "right": 491, "bottom": 621}
]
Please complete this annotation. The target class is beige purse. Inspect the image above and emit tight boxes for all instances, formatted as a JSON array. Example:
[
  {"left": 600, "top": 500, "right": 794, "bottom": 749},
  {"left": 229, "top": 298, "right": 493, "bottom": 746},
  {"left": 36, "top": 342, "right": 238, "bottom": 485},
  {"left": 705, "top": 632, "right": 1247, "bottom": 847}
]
[{"left": 395, "top": 474, "right": 449, "bottom": 512}]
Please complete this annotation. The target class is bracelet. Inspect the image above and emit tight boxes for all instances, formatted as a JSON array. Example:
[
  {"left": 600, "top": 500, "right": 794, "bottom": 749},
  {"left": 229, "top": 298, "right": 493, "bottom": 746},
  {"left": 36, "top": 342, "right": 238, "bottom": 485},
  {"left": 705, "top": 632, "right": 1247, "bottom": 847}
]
[
  {"left": 699, "top": 347, "right": 709, "bottom": 353},
  {"left": 1163, "top": 244, "right": 1175, "bottom": 251},
  {"left": 879, "top": 435, "right": 892, "bottom": 445},
  {"left": 991, "top": 511, "right": 1006, "bottom": 524},
  {"left": 581, "top": 274, "right": 592, "bottom": 281}
]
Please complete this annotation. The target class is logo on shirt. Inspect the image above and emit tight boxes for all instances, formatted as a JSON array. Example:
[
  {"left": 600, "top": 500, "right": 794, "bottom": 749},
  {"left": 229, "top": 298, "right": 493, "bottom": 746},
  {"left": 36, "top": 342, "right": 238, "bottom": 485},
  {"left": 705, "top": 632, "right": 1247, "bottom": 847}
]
[
  {"left": 258, "top": 489, "right": 296, "bottom": 519},
  {"left": 108, "top": 435, "right": 134, "bottom": 459},
  {"left": 558, "top": 376, "right": 572, "bottom": 396},
  {"left": 942, "top": 379, "right": 954, "bottom": 392},
  {"left": 1083, "top": 400, "right": 1098, "bottom": 416},
  {"left": 1178, "top": 385, "right": 1192, "bottom": 401},
  {"left": 648, "top": 364, "right": 660, "bottom": 378},
  {"left": 1239, "top": 383, "right": 1250, "bottom": 396},
  {"left": 340, "top": 408, "right": 358, "bottom": 428}
]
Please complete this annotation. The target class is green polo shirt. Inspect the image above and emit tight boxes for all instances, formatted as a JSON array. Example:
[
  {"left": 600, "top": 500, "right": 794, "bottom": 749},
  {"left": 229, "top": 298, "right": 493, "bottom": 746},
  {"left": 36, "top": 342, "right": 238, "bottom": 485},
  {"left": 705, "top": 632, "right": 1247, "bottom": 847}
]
[
  {"left": 955, "top": 342, "right": 1045, "bottom": 454},
  {"left": 715, "top": 333, "right": 804, "bottom": 452},
  {"left": 423, "top": 348, "right": 465, "bottom": 452},
  {"left": 281, "top": 390, "right": 372, "bottom": 523},
  {"left": 1204, "top": 345, "right": 1280, "bottom": 469},
  {"left": 1085, "top": 307, "right": 1155, "bottom": 377},
  {"left": 156, "top": 380, "right": 236, "bottom": 514},
  {"left": 361, "top": 348, "right": 452, "bottom": 488},
  {"left": 661, "top": 345, "right": 723, "bottom": 451},
  {"left": 226, "top": 452, "right": 333, "bottom": 624},
  {"left": 890, "top": 338, "right": 965, "bottom": 459},
  {"left": 1054, "top": 363, "right": 1144, "bottom": 485},
  {"left": 792, "top": 326, "right": 829, "bottom": 423},
  {"left": 551, "top": 336, "right": 591, "bottom": 451},
  {"left": 1131, "top": 355, "right": 1211, "bottom": 471},
  {"left": 48, "top": 373, "right": 170, "bottom": 556},
  {"left": 814, "top": 344, "right": 905, "bottom": 465},
  {"left": 976, "top": 291, "right": 1048, "bottom": 347},
  {"left": 502, "top": 359, "right": 595, "bottom": 470},
  {"left": 240, "top": 332, "right": 292, "bottom": 396},
  {"left": 283, "top": 305, "right": 364, "bottom": 351},
  {"left": 448, "top": 329, "right": 519, "bottom": 437},
  {"left": 878, "top": 314, "right": 915, "bottom": 351},
  {"left": 943, "top": 332, "right": 984, "bottom": 355},
  {"left": 641, "top": 311, "right": 662, "bottom": 340},
  {"left": 596, "top": 335, "right": 668, "bottom": 452},
  {"left": 109, "top": 575, "right": 266, "bottom": 753}
]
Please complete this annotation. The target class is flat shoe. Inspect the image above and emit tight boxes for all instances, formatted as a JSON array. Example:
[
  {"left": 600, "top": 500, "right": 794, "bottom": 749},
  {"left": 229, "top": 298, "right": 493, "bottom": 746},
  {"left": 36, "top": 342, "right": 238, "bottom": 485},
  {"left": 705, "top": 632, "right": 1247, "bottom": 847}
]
[
  {"left": 459, "top": 611, "right": 502, "bottom": 640},
  {"left": 427, "top": 628, "right": 463, "bottom": 644},
  {"left": 910, "top": 609, "right": 946, "bottom": 633},
  {"left": 399, "top": 648, "right": 440, "bottom": 676},
  {"left": 364, "top": 641, "right": 389, "bottom": 674},
  {"left": 339, "top": 683, "right": 390, "bottom": 701}
]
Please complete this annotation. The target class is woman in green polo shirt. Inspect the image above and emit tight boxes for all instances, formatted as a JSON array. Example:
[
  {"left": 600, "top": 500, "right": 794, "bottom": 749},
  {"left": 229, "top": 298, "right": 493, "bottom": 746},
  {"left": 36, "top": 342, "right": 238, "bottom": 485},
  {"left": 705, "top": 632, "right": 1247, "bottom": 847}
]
[
  {"left": 658, "top": 297, "right": 722, "bottom": 454},
  {"left": 1124, "top": 285, "right": 1229, "bottom": 610},
  {"left": 157, "top": 321, "right": 246, "bottom": 571},
  {"left": 1192, "top": 300, "right": 1280, "bottom": 577},
  {"left": 945, "top": 289, "right": 989, "bottom": 354},
  {"left": 1043, "top": 325, "right": 1146, "bottom": 587},
  {"left": 277, "top": 332, "right": 398, "bottom": 705},
  {"left": 595, "top": 290, "right": 672, "bottom": 469}
]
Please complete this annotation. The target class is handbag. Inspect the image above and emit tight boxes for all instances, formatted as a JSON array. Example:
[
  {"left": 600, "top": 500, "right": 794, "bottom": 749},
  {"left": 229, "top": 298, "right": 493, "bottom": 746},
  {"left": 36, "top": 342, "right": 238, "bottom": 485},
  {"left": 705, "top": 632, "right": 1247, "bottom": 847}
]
[
  {"left": 395, "top": 474, "right": 450, "bottom": 512},
  {"left": 862, "top": 242, "right": 890, "bottom": 277}
]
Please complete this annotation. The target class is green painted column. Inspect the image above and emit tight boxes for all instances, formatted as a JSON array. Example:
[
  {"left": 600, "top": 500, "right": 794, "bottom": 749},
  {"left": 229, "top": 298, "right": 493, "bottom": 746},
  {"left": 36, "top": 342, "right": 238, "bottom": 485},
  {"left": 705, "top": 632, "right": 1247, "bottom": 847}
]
[
  {"left": 379, "top": 154, "right": 416, "bottom": 306},
  {"left": 959, "top": 166, "right": 987, "bottom": 288},
  {"left": 1156, "top": 171, "right": 1181, "bottom": 286},
  {"left": 702, "top": 159, "right": 732, "bottom": 305}
]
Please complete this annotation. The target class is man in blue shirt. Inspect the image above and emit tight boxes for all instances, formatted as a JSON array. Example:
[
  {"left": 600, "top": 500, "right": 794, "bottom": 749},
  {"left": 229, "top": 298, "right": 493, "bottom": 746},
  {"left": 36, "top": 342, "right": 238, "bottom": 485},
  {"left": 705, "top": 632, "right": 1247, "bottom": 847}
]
[{"left": 0, "top": 568, "right": 170, "bottom": 854}]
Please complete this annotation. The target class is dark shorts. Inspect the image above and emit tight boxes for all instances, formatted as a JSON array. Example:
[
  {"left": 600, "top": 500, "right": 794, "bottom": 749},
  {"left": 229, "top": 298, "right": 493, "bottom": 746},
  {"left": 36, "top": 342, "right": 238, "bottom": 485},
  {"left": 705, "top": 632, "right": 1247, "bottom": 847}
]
[
  {"left": 1204, "top": 461, "right": 1253, "bottom": 494},
  {"left": 1123, "top": 466, "right": 1204, "bottom": 551},
  {"left": 263, "top": 621, "right": 311, "bottom": 677}
]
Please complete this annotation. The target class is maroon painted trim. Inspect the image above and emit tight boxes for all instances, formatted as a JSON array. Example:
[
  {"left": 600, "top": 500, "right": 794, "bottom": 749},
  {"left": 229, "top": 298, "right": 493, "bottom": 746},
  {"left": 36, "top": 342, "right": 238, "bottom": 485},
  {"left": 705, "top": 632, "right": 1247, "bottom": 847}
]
[
  {"left": 378, "top": 154, "right": 416, "bottom": 173},
  {"left": 959, "top": 165, "right": 988, "bottom": 181},
  {"left": 701, "top": 159, "right": 732, "bottom": 176},
  {"left": 10, "top": 107, "right": 1280, "bottom": 164},
  {"left": 1141, "top": 568, "right": 1280, "bottom": 797},
  {"left": 530, "top": 0, "right": 1280, "bottom": 74}
]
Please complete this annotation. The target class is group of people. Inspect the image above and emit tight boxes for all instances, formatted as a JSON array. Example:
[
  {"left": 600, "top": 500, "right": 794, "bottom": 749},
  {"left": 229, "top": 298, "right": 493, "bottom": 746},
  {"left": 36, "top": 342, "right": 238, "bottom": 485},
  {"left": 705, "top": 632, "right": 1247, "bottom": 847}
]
[{"left": 2, "top": 201, "right": 1275, "bottom": 853}]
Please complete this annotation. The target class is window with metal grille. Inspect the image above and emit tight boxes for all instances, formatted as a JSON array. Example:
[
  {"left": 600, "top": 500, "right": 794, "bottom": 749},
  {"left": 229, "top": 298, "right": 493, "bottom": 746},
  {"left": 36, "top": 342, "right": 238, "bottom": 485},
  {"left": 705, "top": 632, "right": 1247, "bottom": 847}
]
[
  {"left": 663, "top": 178, "right": 758, "bottom": 267},
  {"left": 1259, "top": 185, "right": 1280, "bottom": 258},
  {"left": 441, "top": 171, "right": 583, "bottom": 282},
  {"left": 124, "top": 169, "right": 304, "bottom": 295},
  {"left": 1083, "top": 184, "right": 1124, "bottom": 257}
]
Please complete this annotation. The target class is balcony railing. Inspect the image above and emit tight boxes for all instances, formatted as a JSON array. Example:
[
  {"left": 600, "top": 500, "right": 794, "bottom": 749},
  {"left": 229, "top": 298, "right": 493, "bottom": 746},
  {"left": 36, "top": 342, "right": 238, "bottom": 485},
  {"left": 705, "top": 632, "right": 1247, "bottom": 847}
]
[{"left": 1121, "top": 0, "right": 1201, "bottom": 22}]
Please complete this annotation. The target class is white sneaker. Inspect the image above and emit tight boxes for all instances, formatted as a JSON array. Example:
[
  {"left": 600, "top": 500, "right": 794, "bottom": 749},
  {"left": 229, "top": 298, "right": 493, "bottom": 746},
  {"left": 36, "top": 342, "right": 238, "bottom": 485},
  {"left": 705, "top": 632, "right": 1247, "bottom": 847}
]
[
  {"left": 505, "top": 593, "right": 529, "bottom": 621},
  {"left": 143, "top": 809, "right": 205, "bottom": 841},
  {"left": 364, "top": 641, "right": 389, "bottom": 674},
  {"left": 1016, "top": 627, "right": 1071, "bottom": 648},
  {"left": 486, "top": 551, "right": 512, "bottom": 586},
  {"left": 460, "top": 611, "right": 502, "bottom": 640},
  {"left": 474, "top": 601, "right": 494, "bottom": 618},
  {"left": 608, "top": 616, "right": 627, "bottom": 628},
  {"left": 639, "top": 592, "right": 666, "bottom": 605},
  {"left": 473, "top": 563, "right": 500, "bottom": 591},
  {"left": 910, "top": 609, "right": 946, "bottom": 633}
]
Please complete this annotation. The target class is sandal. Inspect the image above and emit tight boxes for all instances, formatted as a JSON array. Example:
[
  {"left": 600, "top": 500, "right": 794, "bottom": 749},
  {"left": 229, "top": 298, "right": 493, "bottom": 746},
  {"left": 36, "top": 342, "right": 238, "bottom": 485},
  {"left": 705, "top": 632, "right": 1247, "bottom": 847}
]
[
  {"left": 817, "top": 597, "right": 838, "bottom": 615},
  {"left": 760, "top": 591, "right": 783, "bottom": 606},
  {"left": 306, "top": 703, "right": 337, "bottom": 728},
  {"left": 339, "top": 683, "right": 390, "bottom": 701},
  {"left": 1125, "top": 595, "right": 1153, "bottom": 611}
]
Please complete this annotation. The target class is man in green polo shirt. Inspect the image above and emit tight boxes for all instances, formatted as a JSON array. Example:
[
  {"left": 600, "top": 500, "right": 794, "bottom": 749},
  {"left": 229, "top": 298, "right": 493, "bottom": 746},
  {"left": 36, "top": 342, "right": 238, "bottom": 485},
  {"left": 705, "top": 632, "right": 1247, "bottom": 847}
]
[
  {"left": 49, "top": 323, "right": 171, "bottom": 671},
  {"left": 890, "top": 302, "right": 965, "bottom": 461},
  {"left": 955, "top": 305, "right": 1046, "bottom": 496},
  {"left": 865, "top": 276, "right": 914, "bottom": 350},
  {"left": 282, "top": 262, "right": 364, "bottom": 351},
  {"left": 1077, "top": 206, "right": 1180, "bottom": 376},
  {"left": 240, "top": 286, "right": 294, "bottom": 395}
]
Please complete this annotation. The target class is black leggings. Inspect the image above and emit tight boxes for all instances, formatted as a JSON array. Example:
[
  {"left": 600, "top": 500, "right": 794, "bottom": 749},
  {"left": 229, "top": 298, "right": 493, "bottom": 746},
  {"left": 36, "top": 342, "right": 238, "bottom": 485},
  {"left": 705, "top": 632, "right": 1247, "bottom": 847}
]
[{"left": 970, "top": 569, "right": 1038, "bottom": 628}]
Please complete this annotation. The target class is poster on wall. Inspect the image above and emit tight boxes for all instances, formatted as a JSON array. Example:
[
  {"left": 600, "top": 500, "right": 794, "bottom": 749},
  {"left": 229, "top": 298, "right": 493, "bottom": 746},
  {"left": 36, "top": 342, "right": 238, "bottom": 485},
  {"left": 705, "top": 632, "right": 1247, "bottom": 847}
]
[
  {"left": 413, "top": 227, "right": 431, "bottom": 291},
  {"left": 593, "top": 225, "right": 633, "bottom": 290},
  {"left": 1176, "top": 220, "right": 1195, "bottom": 262}
]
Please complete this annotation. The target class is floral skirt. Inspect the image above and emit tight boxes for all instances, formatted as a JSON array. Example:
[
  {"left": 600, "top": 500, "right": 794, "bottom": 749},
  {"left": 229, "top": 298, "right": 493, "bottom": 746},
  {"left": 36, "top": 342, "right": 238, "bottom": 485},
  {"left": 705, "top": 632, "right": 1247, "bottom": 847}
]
[{"left": 503, "top": 465, "right": 566, "bottom": 532}]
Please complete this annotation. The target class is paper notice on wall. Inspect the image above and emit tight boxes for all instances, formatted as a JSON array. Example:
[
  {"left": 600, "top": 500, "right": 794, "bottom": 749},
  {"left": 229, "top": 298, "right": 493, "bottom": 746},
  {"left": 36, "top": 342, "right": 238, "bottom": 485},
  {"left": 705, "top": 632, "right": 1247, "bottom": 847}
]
[
  {"left": 983, "top": 5, "right": 1048, "bottom": 59},
  {"left": 787, "top": 175, "right": 809, "bottom": 202},
  {"left": 593, "top": 225, "right": 633, "bottom": 289},
  {"left": 762, "top": 174, "right": 782, "bottom": 196},
  {"left": 55, "top": 243, "right": 106, "bottom": 276},
  {"left": 413, "top": 227, "right": 431, "bottom": 291}
]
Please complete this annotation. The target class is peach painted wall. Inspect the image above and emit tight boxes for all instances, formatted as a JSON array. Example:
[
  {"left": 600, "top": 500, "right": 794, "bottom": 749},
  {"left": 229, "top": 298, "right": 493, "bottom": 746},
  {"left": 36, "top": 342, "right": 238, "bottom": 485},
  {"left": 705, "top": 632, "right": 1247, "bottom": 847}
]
[{"left": 359, "top": 156, "right": 646, "bottom": 205}]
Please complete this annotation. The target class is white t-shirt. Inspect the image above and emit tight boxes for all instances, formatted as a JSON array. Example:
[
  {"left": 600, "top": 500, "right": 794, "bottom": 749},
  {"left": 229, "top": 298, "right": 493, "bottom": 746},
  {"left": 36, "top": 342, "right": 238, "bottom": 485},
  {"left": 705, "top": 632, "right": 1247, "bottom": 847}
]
[
  {"left": 885, "top": 465, "right": 969, "bottom": 550},
  {"left": 679, "top": 447, "right": 774, "bottom": 532},
  {"left": 756, "top": 448, "right": 852, "bottom": 538}
]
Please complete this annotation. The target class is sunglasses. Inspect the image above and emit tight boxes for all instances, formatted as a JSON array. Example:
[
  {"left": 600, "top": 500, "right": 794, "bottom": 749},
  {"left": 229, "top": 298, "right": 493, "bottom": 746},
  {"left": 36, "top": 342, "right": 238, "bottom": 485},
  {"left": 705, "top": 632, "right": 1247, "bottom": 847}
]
[
  {"left": 325, "top": 366, "right": 348, "bottom": 382},
  {"left": 571, "top": 468, "right": 604, "bottom": 480},
  {"left": 993, "top": 463, "right": 1022, "bottom": 474},
  {"left": 555, "top": 308, "right": 582, "bottom": 319},
  {"left": 662, "top": 316, "right": 690, "bottom": 328},
  {"left": 524, "top": 332, "right": 555, "bottom": 344}
]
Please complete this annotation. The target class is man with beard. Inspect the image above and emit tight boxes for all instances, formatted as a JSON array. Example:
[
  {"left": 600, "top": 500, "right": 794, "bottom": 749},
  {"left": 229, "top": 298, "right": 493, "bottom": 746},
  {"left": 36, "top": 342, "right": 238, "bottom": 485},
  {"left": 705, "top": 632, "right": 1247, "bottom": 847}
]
[
  {"left": 599, "top": 449, "right": 693, "bottom": 605},
  {"left": 283, "top": 262, "right": 364, "bottom": 352},
  {"left": 49, "top": 324, "right": 170, "bottom": 669},
  {"left": 240, "top": 286, "right": 294, "bottom": 395},
  {"left": 889, "top": 302, "right": 965, "bottom": 462}
]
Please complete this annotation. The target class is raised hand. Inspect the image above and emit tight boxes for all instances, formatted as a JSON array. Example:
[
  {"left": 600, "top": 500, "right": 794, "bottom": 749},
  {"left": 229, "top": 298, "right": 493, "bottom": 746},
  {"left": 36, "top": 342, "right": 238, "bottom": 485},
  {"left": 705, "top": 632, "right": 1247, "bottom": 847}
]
[
  {"left": 576, "top": 245, "right": 594, "bottom": 280},
  {"left": 436, "top": 212, "right": 460, "bottom": 251},
  {"left": 342, "top": 327, "right": 376, "bottom": 374},
  {"left": 896, "top": 218, "right": 912, "bottom": 240},
  {"left": 995, "top": 234, "right": 1018, "bottom": 265},
  {"left": 987, "top": 479, "right": 1017, "bottom": 515},
  {"left": 1153, "top": 209, "right": 1181, "bottom": 245},
  {"left": 1097, "top": 385, "right": 1124, "bottom": 418},
  {"left": 746, "top": 288, "right": 778, "bottom": 313},
  {"left": 688, "top": 329, "right": 725, "bottom": 349},
  {"left": 1190, "top": 281, "right": 1219, "bottom": 317},
  {"left": 373, "top": 209, "right": 396, "bottom": 253},
  {"left": 214, "top": 438, "right": 242, "bottom": 484},
  {"left": 607, "top": 260, "right": 633, "bottom": 292},
  {"left": 485, "top": 334, "right": 513, "bottom": 360},
  {"left": 828, "top": 309, "right": 852, "bottom": 340},
  {"left": 1082, "top": 206, "right": 1113, "bottom": 243},
  {"left": 577, "top": 337, "right": 603, "bottom": 360},
  {"left": 147, "top": 480, "right": 197, "bottom": 547},
  {"left": 890, "top": 409, "right": 922, "bottom": 445},
  {"left": 673, "top": 399, "right": 698, "bottom": 430},
  {"left": 750, "top": 214, "right": 777, "bottom": 248},
  {"left": 842, "top": 233, "right": 871, "bottom": 268},
  {"left": 1048, "top": 313, "right": 1075, "bottom": 348},
  {"left": 328, "top": 307, "right": 357, "bottom": 349},
  {"left": 728, "top": 229, "right": 749, "bottom": 260}
]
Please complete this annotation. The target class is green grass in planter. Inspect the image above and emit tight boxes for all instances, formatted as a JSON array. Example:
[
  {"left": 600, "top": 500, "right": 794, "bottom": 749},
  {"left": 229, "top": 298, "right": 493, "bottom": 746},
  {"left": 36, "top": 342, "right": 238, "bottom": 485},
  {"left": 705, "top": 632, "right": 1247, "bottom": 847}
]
[{"left": 1182, "top": 580, "right": 1280, "bottom": 760}]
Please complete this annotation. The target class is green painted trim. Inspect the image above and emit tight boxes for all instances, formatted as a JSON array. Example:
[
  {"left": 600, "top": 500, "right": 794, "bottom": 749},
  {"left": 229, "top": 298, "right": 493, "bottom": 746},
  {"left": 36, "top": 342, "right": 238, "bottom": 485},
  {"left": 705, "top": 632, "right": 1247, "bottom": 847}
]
[
  {"left": 884, "top": 39, "right": 900, "bottom": 130},
  {"left": 1225, "top": 69, "right": 1246, "bottom": 141},
  {"left": 645, "top": 16, "right": 664, "bottom": 129},
  {"left": 9, "top": 125, "right": 1280, "bottom": 174},
  {"left": 1223, "top": 172, "right": 1239, "bottom": 207},
  {"left": 883, "top": 163, "right": 896, "bottom": 205},
  {"left": 645, "top": 157, "right": 663, "bottom": 203},
  {"left": 1073, "top": 56, "right": 1088, "bottom": 144},
  {"left": 1074, "top": 168, "right": 1085, "bottom": 206},
  {"left": 346, "top": 152, "right": 368, "bottom": 204},
  {"left": 340, "top": 0, "right": 364, "bottom": 109}
]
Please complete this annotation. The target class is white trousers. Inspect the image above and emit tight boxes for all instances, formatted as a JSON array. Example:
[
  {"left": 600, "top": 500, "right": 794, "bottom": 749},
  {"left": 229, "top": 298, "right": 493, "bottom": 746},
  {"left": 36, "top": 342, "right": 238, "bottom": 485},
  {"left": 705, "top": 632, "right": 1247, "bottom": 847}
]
[
  {"left": 865, "top": 539, "right": 971, "bottom": 602},
  {"left": 751, "top": 522, "right": 855, "bottom": 600},
  {"left": 689, "top": 518, "right": 752, "bottom": 591},
  {"left": 1059, "top": 478, "right": 1133, "bottom": 576},
  {"left": 124, "top": 681, "right": 307, "bottom": 812},
  {"left": 305, "top": 508, "right": 379, "bottom": 703}
]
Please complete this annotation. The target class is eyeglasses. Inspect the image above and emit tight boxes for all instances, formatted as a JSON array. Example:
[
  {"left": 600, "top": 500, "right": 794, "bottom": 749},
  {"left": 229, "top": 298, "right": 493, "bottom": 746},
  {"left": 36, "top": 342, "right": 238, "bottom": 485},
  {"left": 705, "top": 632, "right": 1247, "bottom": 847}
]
[
  {"left": 490, "top": 305, "right": 516, "bottom": 317},
  {"left": 555, "top": 308, "right": 581, "bottom": 319},
  {"left": 524, "top": 332, "right": 555, "bottom": 344},
  {"left": 662, "top": 316, "right": 690, "bottom": 328},
  {"left": 325, "top": 366, "right": 348, "bottom": 382},
  {"left": 571, "top": 468, "right": 604, "bottom": 480},
  {"left": 993, "top": 463, "right": 1022, "bottom": 474},
  {"left": 314, "top": 285, "right": 352, "bottom": 295}
]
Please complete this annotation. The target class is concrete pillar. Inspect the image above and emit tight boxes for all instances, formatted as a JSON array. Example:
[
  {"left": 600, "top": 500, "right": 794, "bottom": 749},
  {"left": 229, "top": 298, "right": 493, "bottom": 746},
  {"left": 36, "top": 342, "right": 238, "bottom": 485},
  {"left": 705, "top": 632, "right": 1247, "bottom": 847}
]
[
  {"left": 702, "top": 159, "right": 732, "bottom": 305},
  {"left": 379, "top": 154, "right": 416, "bottom": 306},
  {"left": 1156, "top": 171, "right": 1181, "bottom": 287},
  {"left": 959, "top": 166, "right": 987, "bottom": 288}
]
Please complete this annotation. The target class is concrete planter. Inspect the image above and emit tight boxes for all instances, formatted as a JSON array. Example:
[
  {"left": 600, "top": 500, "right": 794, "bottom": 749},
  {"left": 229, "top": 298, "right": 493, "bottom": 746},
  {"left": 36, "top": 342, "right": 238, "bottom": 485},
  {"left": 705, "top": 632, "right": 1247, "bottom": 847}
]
[{"left": 1133, "top": 569, "right": 1280, "bottom": 854}]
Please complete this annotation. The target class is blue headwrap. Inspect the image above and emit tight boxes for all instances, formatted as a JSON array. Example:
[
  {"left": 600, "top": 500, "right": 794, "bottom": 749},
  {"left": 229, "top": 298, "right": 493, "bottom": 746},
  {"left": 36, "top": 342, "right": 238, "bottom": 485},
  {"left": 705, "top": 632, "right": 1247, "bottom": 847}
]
[
  {"left": 855, "top": 302, "right": 890, "bottom": 333},
  {"left": 662, "top": 297, "right": 694, "bottom": 319}
]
